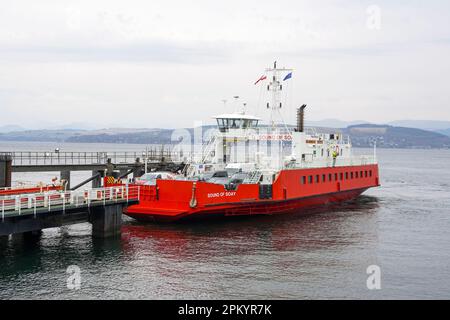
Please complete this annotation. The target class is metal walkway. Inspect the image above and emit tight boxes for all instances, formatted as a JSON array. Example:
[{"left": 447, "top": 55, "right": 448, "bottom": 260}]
[
  {"left": 1, "top": 185, "right": 140, "bottom": 221},
  {"left": 0, "top": 149, "right": 183, "bottom": 166}
]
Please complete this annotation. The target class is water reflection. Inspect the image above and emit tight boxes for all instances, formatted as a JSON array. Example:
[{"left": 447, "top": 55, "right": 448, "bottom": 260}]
[
  {"left": 0, "top": 195, "right": 380, "bottom": 299},
  {"left": 121, "top": 196, "right": 380, "bottom": 259}
]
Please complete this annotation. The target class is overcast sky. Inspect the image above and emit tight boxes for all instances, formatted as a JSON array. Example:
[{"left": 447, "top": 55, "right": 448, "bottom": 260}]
[{"left": 1, "top": 0, "right": 449, "bottom": 129}]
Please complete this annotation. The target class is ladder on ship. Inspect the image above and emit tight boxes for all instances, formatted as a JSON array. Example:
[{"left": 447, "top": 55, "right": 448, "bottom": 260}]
[
  {"left": 243, "top": 171, "right": 262, "bottom": 184},
  {"left": 201, "top": 135, "right": 216, "bottom": 163}
]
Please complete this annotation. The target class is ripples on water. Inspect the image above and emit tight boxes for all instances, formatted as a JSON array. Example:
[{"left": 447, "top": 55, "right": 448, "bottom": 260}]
[{"left": 1, "top": 145, "right": 450, "bottom": 299}]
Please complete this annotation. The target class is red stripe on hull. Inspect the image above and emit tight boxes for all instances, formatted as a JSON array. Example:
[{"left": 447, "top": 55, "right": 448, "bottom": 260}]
[{"left": 125, "top": 187, "right": 368, "bottom": 222}]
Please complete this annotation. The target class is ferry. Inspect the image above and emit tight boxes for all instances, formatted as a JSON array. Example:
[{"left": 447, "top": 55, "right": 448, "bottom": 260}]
[{"left": 122, "top": 63, "right": 380, "bottom": 222}]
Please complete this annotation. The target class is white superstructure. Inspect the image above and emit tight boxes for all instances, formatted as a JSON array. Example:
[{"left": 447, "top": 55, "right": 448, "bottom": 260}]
[{"left": 183, "top": 62, "right": 377, "bottom": 178}]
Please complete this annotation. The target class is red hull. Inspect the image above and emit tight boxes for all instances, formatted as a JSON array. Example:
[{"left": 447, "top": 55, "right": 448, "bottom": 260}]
[
  {"left": 123, "top": 164, "right": 380, "bottom": 222},
  {"left": 125, "top": 188, "right": 368, "bottom": 222}
]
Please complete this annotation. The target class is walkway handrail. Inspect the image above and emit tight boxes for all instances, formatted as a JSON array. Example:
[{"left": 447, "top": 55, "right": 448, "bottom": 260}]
[
  {"left": 0, "top": 185, "right": 140, "bottom": 219},
  {"left": 0, "top": 148, "right": 186, "bottom": 166}
]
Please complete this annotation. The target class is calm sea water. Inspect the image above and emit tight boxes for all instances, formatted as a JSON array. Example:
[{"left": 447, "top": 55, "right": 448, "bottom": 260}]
[{"left": 1, "top": 142, "right": 450, "bottom": 299}]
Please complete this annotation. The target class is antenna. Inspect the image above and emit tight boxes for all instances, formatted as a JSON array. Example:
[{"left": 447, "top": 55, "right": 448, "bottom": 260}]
[
  {"left": 233, "top": 96, "right": 240, "bottom": 113},
  {"left": 265, "top": 62, "right": 293, "bottom": 128}
]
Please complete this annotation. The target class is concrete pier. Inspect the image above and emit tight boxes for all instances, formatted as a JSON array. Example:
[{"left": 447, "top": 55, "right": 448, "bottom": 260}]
[
  {"left": 0, "top": 235, "right": 9, "bottom": 244},
  {"left": 23, "top": 230, "right": 43, "bottom": 241},
  {"left": 0, "top": 155, "right": 12, "bottom": 188},
  {"left": 90, "top": 204, "right": 124, "bottom": 238}
]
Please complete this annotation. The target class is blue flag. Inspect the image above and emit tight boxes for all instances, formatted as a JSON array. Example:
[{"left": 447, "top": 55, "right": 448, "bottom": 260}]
[{"left": 283, "top": 72, "right": 292, "bottom": 81}]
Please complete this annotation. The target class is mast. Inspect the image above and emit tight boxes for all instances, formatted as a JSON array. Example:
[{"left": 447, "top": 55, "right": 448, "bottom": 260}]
[{"left": 265, "top": 61, "right": 293, "bottom": 129}]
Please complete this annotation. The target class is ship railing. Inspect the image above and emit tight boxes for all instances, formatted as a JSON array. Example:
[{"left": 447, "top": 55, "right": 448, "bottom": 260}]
[
  {"left": 0, "top": 185, "right": 141, "bottom": 219},
  {"left": 295, "top": 155, "right": 377, "bottom": 169}
]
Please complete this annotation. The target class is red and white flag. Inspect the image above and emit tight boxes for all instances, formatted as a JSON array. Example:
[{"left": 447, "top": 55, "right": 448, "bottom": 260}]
[{"left": 254, "top": 75, "right": 267, "bottom": 85}]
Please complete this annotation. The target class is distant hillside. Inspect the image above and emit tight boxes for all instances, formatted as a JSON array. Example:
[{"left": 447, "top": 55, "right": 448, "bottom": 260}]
[
  {"left": 344, "top": 124, "right": 450, "bottom": 149},
  {"left": 0, "top": 125, "right": 24, "bottom": 133},
  {"left": 305, "top": 119, "right": 369, "bottom": 128},
  {"left": 0, "top": 129, "right": 85, "bottom": 142},
  {"left": 387, "top": 120, "right": 450, "bottom": 131},
  {"left": 437, "top": 128, "right": 450, "bottom": 137},
  {"left": 1, "top": 124, "right": 450, "bottom": 149}
]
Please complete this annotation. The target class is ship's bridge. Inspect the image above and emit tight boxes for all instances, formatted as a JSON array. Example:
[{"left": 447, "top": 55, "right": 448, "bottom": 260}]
[{"left": 213, "top": 113, "right": 260, "bottom": 133}]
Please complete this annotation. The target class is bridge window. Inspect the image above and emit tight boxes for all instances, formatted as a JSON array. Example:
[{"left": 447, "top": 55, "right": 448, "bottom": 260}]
[
  {"left": 216, "top": 118, "right": 259, "bottom": 132},
  {"left": 360, "top": 171, "right": 363, "bottom": 178},
  {"left": 315, "top": 175, "right": 319, "bottom": 183},
  {"left": 322, "top": 174, "right": 326, "bottom": 182},
  {"left": 335, "top": 173, "right": 338, "bottom": 181},
  {"left": 301, "top": 176, "right": 306, "bottom": 184},
  {"left": 365, "top": 171, "right": 368, "bottom": 177},
  {"left": 340, "top": 173, "right": 343, "bottom": 180},
  {"left": 309, "top": 175, "right": 313, "bottom": 184},
  {"left": 355, "top": 171, "right": 359, "bottom": 178},
  {"left": 328, "top": 173, "right": 332, "bottom": 181},
  {"left": 351, "top": 172, "right": 354, "bottom": 179}
]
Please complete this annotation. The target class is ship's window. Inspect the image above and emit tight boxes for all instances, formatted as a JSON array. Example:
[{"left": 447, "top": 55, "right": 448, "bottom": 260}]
[
  {"left": 327, "top": 150, "right": 330, "bottom": 157},
  {"left": 350, "top": 172, "right": 354, "bottom": 179},
  {"left": 335, "top": 173, "right": 338, "bottom": 181},
  {"left": 355, "top": 171, "right": 359, "bottom": 178},
  {"left": 309, "top": 175, "right": 313, "bottom": 184},
  {"left": 328, "top": 173, "right": 332, "bottom": 181},
  {"left": 301, "top": 176, "right": 306, "bottom": 184},
  {"left": 340, "top": 149, "right": 343, "bottom": 156},
  {"left": 322, "top": 174, "right": 326, "bottom": 182},
  {"left": 360, "top": 171, "right": 363, "bottom": 178},
  {"left": 365, "top": 171, "right": 368, "bottom": 177},
  {"left": 345, "top": 172, "right": 349, "bottom": 180},
  {"left": 369, "top": 170, "right": 372, "bottom": 177},
  {"left": 315, "top": 175, "right": 319, "bottom": 183},
  {"left": 340, "top": 173, "right": 343, "bottom": 180},
  {"left": 321, "top": 149, "right": 324, "bottom": 157}
]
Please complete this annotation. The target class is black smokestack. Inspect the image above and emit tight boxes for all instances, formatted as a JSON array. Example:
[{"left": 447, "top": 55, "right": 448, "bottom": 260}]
[{"left": 297, "top": 104, "right": 307, "bottom": 132}]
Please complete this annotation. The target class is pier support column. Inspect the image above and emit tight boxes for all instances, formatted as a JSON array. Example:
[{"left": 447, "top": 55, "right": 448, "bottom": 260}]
[
  {"left": 60, "top": 170, "right": 70, "bottom": 190},
  {"left": 23, "top": 230, "right": 43, "bottom": 242},
  {"left": 0, "top": 155, "right": 12, "bottom": 188},
  {"left": 0, "top": 235, "right": 9, "bottom": 244},
  {"left": 90, "top": 204, "right": 123, "bottom": 238},
  {"left": 92, "top": 170, "right": 102, "bottom": 188}
]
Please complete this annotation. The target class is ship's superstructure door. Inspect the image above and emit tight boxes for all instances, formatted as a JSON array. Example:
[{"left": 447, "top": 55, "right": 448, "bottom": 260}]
[{"left": 259, "top": 184, "right": 273, "bottom": 199}]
